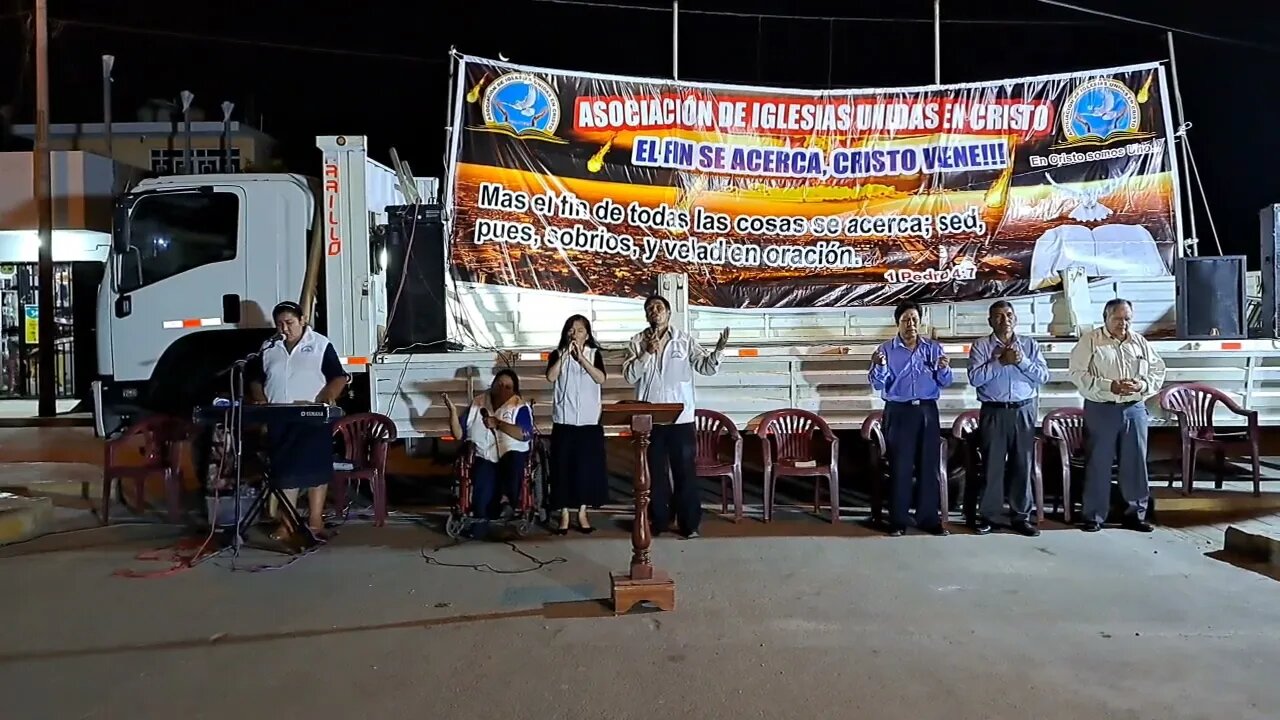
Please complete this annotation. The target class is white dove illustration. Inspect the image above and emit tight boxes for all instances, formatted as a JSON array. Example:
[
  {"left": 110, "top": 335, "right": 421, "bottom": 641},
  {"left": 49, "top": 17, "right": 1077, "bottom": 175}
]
[
  {"left": 1044, "top": 166, "right": 1135, "bottom": 222},
  {"left": 504, "top": 85, "right": 538, "bottom": 118}
]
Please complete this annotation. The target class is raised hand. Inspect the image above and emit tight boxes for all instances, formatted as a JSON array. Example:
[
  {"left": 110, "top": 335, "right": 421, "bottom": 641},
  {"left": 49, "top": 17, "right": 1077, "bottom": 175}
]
[
  {"left": 715, "top": 327, "right": 730, "bottom": 353},
  {"left": 643, "top": 329, "right": 660, "bottom": 356}
]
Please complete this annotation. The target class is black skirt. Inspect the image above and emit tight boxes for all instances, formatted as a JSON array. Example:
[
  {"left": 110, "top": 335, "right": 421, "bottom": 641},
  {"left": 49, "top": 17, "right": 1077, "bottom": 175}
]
[
  {"left": 267, "top": 421, "right": 335, "bottom": 490},
  {"left": 548, "top": 423, "right": 608, "bottom": 509}
]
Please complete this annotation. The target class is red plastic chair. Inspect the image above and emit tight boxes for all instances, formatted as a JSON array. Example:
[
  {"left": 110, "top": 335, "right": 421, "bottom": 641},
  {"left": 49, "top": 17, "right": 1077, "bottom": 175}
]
[
  {"left": 695, "top": 408, "right": 744, "bottom": 522},
  {"left": 1159, "top": 383, "right": 1262, "bottom": 496},
  {"left": 860, "top": 411, "right": 949, "bottom": 527},
  {"left": 951, "top": 410, "right": 981, "bottom": 521},
  {"left": 101, "top": 415, "right": 192, "bottom": 525},
  {"left": 329, "top": 412, "right": 397, "bottom": 526},
  {"left": 1040, "top": 408, "right": 1085, "bottom": 523},
  {"left": 757, "top": 408, "right": 840, "bottom": 523}
]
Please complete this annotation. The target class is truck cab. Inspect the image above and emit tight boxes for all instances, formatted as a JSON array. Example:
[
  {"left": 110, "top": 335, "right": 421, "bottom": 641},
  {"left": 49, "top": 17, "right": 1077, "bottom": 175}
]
[{"left": 93, "top": 135, "right": 405, "bottom": 435}]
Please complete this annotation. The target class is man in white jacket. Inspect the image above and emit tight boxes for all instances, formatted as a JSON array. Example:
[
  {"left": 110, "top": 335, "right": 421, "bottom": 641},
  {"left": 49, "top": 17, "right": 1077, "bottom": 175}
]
[{"left": 622, "top": 295, "right": 728, "bottom": 539}]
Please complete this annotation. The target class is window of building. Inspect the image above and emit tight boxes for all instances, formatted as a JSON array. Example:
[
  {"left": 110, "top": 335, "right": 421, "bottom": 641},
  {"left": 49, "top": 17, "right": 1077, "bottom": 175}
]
[{"left": 149, "top": 148, "right": 243, "bottom": 174}]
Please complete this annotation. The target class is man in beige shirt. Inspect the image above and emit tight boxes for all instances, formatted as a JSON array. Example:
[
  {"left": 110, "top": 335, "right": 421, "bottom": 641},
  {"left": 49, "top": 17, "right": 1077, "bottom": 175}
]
[{"left": 1068, "top": 298, "right": 1167, "bottom": 532}]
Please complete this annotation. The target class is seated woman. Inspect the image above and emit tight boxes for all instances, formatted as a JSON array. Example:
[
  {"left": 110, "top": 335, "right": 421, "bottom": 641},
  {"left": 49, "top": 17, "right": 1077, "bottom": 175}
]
[
  {"left": 246, "top": 301, "right": 348, "bottom": 542},
  {"left": 442, "top": 369, "right": 534, "bottom": 538}
]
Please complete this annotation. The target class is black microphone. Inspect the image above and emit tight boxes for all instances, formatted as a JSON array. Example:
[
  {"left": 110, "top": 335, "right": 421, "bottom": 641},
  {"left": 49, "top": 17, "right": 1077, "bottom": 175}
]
[{"left": 479, "top": 408, "right": 499, "bottom": 441}]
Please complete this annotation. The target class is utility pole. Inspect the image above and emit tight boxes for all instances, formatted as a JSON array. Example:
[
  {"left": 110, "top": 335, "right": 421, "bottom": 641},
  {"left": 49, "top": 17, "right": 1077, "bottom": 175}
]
[
  {"left": 672, "top": 0, "right": 679, "bottom": 80},
  {"left": 933, "top": 0, "right": 941, "bottom": 84},
  {"left": 34, "top": 0, "right": 56, "bottom": 416}
]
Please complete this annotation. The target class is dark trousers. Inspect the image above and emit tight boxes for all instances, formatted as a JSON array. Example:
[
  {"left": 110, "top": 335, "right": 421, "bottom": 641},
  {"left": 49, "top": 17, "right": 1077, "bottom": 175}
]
[
  {"left": 883, "top": 400, "right": 942, "bottom": 529},
  {"left": 471, "top": 451, "right": 528, "bottom": 520},
  {"left": 648, "top": 422, "right": 701, "bottom": 535},
  {"left": 978, "top": 401, "right": 1037, "bottom": 523},
  {"left": 1083, "top": 400, "right": 1150, "bottom": 524}
]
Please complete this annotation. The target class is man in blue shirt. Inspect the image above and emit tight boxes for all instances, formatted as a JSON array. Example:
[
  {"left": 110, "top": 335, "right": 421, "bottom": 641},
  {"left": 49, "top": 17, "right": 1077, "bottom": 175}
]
[
  {"left": 869, "top": 300, "right": 952, "bottom": 537},
  {"left": 966, "top": 301, "right": 1050, "bottom": 536}
]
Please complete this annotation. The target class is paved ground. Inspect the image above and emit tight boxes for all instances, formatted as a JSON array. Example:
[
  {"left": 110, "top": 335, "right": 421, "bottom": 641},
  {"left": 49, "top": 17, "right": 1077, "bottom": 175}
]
[{"left": 2, "top": 517, "right": 1279, "bottom": 720}]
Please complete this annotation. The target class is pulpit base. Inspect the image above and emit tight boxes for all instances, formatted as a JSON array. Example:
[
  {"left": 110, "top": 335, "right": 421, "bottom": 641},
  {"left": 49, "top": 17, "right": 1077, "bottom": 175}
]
[{"left": 610, "top": 570, "right": 676, "bottom": 614}]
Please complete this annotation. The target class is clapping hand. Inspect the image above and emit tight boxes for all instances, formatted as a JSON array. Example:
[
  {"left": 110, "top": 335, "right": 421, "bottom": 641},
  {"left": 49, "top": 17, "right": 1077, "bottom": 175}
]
[
  {"left": 870, "top": 348, "right": 887, "bottom": 367},
  {"left": 1110, "top": 379, "right": 1141, "bottom": 396},
  {"left": 998, "top": 344, "right": 1021, "bottom": 365},
  {"left": 937, "top": 354, "right": 951, "bottom": 370},
  {"left": 715, "top": 327, "right": 730, "bottom": 353}
]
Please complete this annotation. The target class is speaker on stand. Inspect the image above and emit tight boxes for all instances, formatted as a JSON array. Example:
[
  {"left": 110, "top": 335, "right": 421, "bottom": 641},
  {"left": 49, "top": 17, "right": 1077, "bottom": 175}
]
[
  {"left": 1258, "top": 204, "right": 1280, "bottom": 338},
  {"left": 1176, "top": 255, "right": 1247, "bottom": 340},
  {"left": 383, "top": 204, "right": 454, "bottom": 353}
]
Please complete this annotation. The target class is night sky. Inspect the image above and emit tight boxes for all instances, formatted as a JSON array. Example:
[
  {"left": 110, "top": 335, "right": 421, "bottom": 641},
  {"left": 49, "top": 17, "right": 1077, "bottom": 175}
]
[{"left": 1, "top": 0, "right": 1276, "bottom": 264}]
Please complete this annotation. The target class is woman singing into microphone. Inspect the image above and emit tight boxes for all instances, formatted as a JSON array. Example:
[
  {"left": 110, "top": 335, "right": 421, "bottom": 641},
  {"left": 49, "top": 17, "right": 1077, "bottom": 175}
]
[
  {"left": 545, "top": 314, "right": 608, "bottom": 534},
  {"left": 246, "top": 301, "right": 348, "bottom": 541}
]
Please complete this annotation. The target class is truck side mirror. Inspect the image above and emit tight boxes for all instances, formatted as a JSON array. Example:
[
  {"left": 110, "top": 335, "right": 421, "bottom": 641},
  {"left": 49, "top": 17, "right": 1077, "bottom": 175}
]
[
  {"left": 370, "top": 225, "right": 387, "bottom": 274},
  {"left": 111, "top": 199, "right": 131, "bottom": 254}
]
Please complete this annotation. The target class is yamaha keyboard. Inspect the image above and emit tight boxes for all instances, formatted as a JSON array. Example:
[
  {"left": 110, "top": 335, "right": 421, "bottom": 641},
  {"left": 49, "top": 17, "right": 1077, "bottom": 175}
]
[{"left": 193, "top": 402, "right": 345, "bottom": 426}]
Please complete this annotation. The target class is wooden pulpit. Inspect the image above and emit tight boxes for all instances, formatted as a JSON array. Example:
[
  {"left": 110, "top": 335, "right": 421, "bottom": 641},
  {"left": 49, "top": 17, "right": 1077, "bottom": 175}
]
[{"left": 600, "top": 401, "right": 684, "bottom": 614}]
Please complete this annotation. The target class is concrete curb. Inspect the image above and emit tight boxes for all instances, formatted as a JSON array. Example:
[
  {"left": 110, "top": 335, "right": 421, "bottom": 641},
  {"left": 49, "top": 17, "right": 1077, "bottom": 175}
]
[
  {"left": 1223, "top": 525, "right": 1280, "bottom": 565},
  {"left": 0, "top": 493, "right": 55, "bottom": 545}
]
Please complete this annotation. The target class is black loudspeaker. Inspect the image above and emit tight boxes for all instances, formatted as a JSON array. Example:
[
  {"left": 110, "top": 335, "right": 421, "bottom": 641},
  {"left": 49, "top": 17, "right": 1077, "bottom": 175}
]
[
  {"left": 383, "top": 204, "right": 450, "bottom": 353},
  {"left": 1175, "top": 255, "right": 1247, "bottom": 340},
  {"left": 1260, "top": 204, "right": 1280, "bottom": 338}
]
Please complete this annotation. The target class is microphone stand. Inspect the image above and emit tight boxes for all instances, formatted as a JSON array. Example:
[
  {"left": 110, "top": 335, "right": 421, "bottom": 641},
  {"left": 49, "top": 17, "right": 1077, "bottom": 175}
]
[{"left": 217, "top": 336, "right": 280, "bottom": 555}]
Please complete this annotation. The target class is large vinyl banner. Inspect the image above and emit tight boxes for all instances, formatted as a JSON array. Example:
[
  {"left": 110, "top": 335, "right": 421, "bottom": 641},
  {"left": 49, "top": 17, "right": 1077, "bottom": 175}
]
[{"left": 447, "top": 55, "right": 1177, "bottom": 308}]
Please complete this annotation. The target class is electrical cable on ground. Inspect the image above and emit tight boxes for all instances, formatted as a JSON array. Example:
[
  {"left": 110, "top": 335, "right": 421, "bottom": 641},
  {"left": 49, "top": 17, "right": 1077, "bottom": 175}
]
[{"left": 422, "top": 539, "right": 566, "bottom": 574}]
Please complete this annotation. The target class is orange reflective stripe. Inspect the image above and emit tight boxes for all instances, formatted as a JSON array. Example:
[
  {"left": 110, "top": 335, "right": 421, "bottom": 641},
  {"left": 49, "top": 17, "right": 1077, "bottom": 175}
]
[{"left": 163, "top": 318, "right": 223, "bottom": 329}]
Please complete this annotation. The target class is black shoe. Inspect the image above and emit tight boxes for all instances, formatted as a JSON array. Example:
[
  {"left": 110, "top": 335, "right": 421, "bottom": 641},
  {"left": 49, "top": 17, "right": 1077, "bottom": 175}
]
[
  {"left": 887, "top": 526, "right": 907, "bottom": 537},
  {"left": 1122, "top": 518, "right": 1154, "bottom": 533},
  {"left": 1081, "top": 521, "right": 1103, "bottom": 533},
  {"left": 1010, "top": 521, "right": 1041, "bottom": 537},
  {"left": 919, "top": 525, "right": 951, "bottom": 537},
  {"left": 551, "top": 527, "right": 569, "bottom": 536},
  {"left": 576, "top": 525, "right": 597, "bottom": 535},
  {"left": 969, "top": 518, "right": 993, "bottom": 535}
]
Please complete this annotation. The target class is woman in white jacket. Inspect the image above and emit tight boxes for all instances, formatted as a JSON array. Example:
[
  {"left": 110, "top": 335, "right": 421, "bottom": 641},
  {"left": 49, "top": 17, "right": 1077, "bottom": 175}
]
[
  {"left": 442, "top": 368, "right": 534, "bottom": 538},
  {"left": 545, "top": 314, "right": 608, "bottom": 534}
]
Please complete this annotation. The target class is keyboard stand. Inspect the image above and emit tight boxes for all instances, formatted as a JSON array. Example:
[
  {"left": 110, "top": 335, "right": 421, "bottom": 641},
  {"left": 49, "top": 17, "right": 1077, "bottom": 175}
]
[{"left": 234, "top": 477, "right": 320, "bottom": 553}]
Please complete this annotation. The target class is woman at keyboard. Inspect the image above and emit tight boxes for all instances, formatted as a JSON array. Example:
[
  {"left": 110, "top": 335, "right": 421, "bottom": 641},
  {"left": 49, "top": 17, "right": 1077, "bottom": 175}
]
[
  {"left": 247, "top": 301, "right": 349, "bottom": 542},
  {"left": 442, "top": 369, "right": 534, "bottom": 539}
]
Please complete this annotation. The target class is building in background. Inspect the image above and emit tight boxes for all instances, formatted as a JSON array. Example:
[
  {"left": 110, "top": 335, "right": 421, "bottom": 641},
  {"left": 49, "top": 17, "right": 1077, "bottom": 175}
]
[
  {"left": 0, "top": 151, "right": 139, "bottom": 402},
  {"left": 9, "top": 99, "right": 279, "bottom": 174}
]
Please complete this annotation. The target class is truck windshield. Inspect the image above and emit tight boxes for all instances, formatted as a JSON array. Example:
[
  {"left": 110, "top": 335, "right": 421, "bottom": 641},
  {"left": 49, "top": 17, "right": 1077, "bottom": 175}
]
[{"left": 118, "top": 191, "right": 239, "bottom": 293}]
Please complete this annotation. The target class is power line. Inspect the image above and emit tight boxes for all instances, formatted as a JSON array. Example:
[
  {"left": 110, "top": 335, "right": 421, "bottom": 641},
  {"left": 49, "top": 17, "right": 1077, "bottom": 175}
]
[
  {"left": 48, "top": 18, "right": 445, "bottom": 63},
  {"left": 530, "top": 0, "right": 1104, "bottom": 26},
  {"left": 1030, "top": 0, "right": 1280, "bottom": 53}
]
